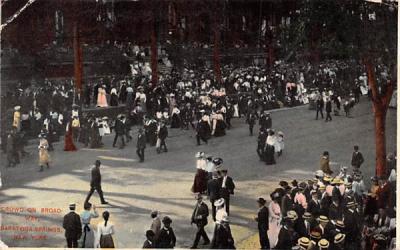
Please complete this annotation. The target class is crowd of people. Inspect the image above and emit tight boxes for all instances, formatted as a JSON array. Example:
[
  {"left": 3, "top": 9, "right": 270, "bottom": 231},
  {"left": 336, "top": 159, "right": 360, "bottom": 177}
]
[{"left": 60, "top": 144, "right": 396, "bottom": 249}]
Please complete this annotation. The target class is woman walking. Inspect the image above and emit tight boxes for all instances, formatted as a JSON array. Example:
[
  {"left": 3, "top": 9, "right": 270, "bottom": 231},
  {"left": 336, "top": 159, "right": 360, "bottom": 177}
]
[{"left": 38, "top": 133, "right": 50, "bottom": 172}]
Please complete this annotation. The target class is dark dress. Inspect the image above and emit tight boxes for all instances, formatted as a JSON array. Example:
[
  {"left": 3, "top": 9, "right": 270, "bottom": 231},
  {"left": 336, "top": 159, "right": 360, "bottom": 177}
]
[
  {"left": 64, "top": 125, "right": 77, "bottom": 151},
  {"left": 110, "top": 93, "right": 119, "bottom": 106},
  {"left": 170, "top": 113, "right": 181, "bottom": 128},
  {"left": 157, "top": 227, "right": 176, "bottom": 248},
  {"left": 212, "top": 223, "right": 235, "bottom": 249},
  {"left": 100, "top": 234, "right": 115, "bottom": 248},
  {"left": 264, "top": 144, "right": 276, "bottom": 165},
  {"left": 192, "top": 169, "right": 208, "bottom": 193}
]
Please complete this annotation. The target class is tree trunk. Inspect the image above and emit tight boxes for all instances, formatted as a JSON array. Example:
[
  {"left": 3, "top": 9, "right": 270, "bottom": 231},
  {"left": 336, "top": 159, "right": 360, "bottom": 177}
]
[
  {"left": 365, "top": 59, "right": 394, "bottom": 178},
  {"left": 151, "top": 16, "right": 158, "bottom": 87},
  {"left": 374, "top": 110, "right": 387, "bottom": 177},
  {"left": 73, "top": 22, "right": 83, "bottom": 95}
]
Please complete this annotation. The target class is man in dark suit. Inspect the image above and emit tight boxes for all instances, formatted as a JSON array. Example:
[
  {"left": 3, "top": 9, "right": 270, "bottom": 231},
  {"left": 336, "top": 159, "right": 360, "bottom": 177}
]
[
  {"left": 307, "top": 190, "right": 321, "bottom": 218},
  {"left": 218, "top": 168, "right": 235, "bottom": 215},
  {"left": 84, "top": 160, "right": 108, "bottom": 205},
  {"left": 343, "top": 201, "right": 360, "bottom": 249},
  {"left": 143, "top": 230, "right": 155, "bottom": 248},
  {"left": 325, "top": 98, "right": 332, "bottom": 121},
  {"left": 136, "top": 128, "right": 146, "bottom": 162},
  {"left": 351, "top": 145, "right": 364, "bottom": 170},
  {"left": 255, "top": 198, "right": 270, "bottom": 249},
  {"left": 274, "top": 218, "right": 294, "bottom": 249},
  {"left": 316, "top": 96, "right": 324, "bottom": 120},
  {"left": 112, "top": 115, "right": 126, "bottom": 149},
  {"left": 257, "top": 128, "right": 267, "bottom": 161},
  {"left": 207, "top": 172, "right": 221, "bottom": 222},
  {"left": 190, "top": 194, "right": 210, "bottom": 248},
  {"left": 62, "top": 204, "right": 82, "bottom": 248},
  {"left": 281, "top": 187, "right": 293, "bottom": 217}
]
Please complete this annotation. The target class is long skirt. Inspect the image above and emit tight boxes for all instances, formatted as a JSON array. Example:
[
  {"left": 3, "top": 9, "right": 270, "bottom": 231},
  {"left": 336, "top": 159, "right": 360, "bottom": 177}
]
[
  {"left": 64, "top": 129, "right": 77, "bottom": 151},
  {"left": 39, "top": 149, "right": 50, "bottom": 166},
  {"left": 100, "top": 234, "right": 115, "bottom": 248},
  {"left": 79, "top": 225, "right": 95, "bottom": 248},
  {"left": 264, "top": 145, "right": 276, "bottom": 165},
  {"left": 170, "top": 114, "right": 181, "bottom": 128}
]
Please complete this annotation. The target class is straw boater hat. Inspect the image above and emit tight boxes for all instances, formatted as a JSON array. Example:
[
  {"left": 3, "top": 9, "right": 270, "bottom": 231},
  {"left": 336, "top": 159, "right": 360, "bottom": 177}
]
[
  {"left": 334, "top": 220, "right": 345, "bottom": 229},
  {"left": 310, "top": 230, "right": 321, "bottom": 240},
  {"left": 346, "top": 201, "right": 356, "bottom": 208},
  {"left": 302, "top": 212, "right": 312, "bottom": 219},
  {"left": 318, "top": 239, "right": 329, "bottom": 249},
  {"left": 323, "top": 176, "right": 333, "bottom": 183},
  {"left": 297, "top": 237, "right": 311, "bottom": 248},
  {"left": 318, "top": 185, "right": 326, "bottom": 191},
  {"left": 334, "top": 233, "right": 346, "bottom": 244},
  {"left": 318, "top": 215, "right": 329, "bottom": 223},
  {"left": 287, "top": 210, "right": 298, "bottom": 221}
]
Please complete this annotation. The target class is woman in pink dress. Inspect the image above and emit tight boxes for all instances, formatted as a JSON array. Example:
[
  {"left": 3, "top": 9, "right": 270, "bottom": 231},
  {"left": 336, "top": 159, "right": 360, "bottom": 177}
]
[{"left": 97, "top": 85, "right": 108, "bottom": 107}]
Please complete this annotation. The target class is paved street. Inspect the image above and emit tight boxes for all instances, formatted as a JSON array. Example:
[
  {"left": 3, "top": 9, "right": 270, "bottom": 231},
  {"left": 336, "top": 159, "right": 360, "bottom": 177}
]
[{"left": 0, "top": 97, "right": 396, "bottom": 248}]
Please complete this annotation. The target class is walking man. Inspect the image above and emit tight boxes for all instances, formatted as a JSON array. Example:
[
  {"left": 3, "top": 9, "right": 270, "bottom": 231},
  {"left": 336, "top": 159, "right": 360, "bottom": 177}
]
[
  {"left": 137, "top": 128, "right": 146, "bottom": 162},
  {"left": 190, "top": 194, "right": 210, "bottom": 249},
  {"left": 207, "top": 172, "right": 221, "bottom": 222},
  {"left": 325, "top": 97, "right": 332, "bottom": 122},
  {"left": 316, "top": 96, "right": 324, "bottom": 120},
  {"left": 246, "top": 111, "right": 256, "bottom": 136},
  {"left": 112, "top": 114, "right": 126, "bottom": 149},
  {"left": 351, "top": 145, "right": 364, "bottom": 171},
  {"left": 254, "top": 198, "right": 270, "bottom": 249},
  {"left": 62, "top": 204, "right": 82, "bottom": 248},
  {"left": 219, "top": 167, "right": 235, "bottom": 215},
  {"left": 85, "top": 160, "right": 108, "bottom": 205}
]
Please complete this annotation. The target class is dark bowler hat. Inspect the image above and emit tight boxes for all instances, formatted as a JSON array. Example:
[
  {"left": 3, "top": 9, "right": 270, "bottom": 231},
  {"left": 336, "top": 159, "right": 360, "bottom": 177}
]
[
  {"left": 257, "top": 198, "right": 266, "bottom": 205},
  {"left": 162, "top": 216, "right": 172, "bottom": 225}
]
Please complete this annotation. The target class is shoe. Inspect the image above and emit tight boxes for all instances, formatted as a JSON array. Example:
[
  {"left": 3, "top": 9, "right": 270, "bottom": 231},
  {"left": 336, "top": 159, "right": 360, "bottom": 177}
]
[
  {"left": 203, "top": 240, "right": 210, "bottom": 245},
  {"left": 190, "top": 246, "right": 197, "bottom": 249},
  {"left": 101, "top": 201, "right": 109, "bottom": 205}
]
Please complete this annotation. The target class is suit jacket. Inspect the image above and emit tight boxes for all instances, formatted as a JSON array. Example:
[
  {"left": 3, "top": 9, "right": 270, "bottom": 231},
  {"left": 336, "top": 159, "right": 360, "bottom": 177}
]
[
  {"left": 90, "top": 166, "right": 101, "bottom": 187},
  {"left": 351, "top": 151, "right": 364, "bottom": 167},
  {"left": 281, "top": 194, "right": 293, "bottom": 217},
  {"left": 114, "top": 119, "right": 125, "bottom": 135},
  {"left": 326, "top": 101, "right": 332, "bottom": 112},
  {"left": 256, "top": 206, "right": 269, "bottom": 230},
  {"left": 219, "top": 176, "right": 235, "bottom": 199},
  {"left": 142, "top": 240, "right": 154, "bottom": 248},
  {"left": 63, "top": 211, "right": 82, "bottom": 239},
  {"left": 157, "top": 227, "right": 176, "bottom": 248},
  {"left": 274, "top": 226, "right": 293, "bottom": 250},
  {"left": 207, "top": 178, "right": 221, "bottom": 201},
  {"left": 137, "top": 133, "right": 146, "bottom": 149},
  {"left": 328, "top": 203, "right": 343, "bottom": 221},
  {"left": 191, "top": 202, "right": 209, "bottom": 226},
  {"left": 307, "top": 199, "right": 321, "bottom": 217}
]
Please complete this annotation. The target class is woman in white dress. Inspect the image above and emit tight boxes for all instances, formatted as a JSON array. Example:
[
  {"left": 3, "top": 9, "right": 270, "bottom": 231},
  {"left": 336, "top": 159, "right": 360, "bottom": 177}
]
[
  {"left": 268, "top": 193, "right": 281, "bottom": 248},
  {"left": 79, "top": 203, "right": 99, "bottom": 248},
  {"left": 97, "top": 86, "right": 108, "bottom": 107},
  {"left": 38, "top": 133, "right": 50, "bottom": 172},
  {"left": 96, "top": 211, "right": 115, "bottom": 248}
]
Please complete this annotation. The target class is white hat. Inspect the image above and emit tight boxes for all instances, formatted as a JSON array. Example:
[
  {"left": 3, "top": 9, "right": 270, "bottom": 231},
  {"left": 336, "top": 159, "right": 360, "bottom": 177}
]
[
  {"left": 214, "top": 198, "right": 225, "bottom": 207},
  {"left": 14, "top": 106, "right": 21, "bottom": 111},
  {"left": 315, "top": 170, "right": 324, "bottom": 178}
]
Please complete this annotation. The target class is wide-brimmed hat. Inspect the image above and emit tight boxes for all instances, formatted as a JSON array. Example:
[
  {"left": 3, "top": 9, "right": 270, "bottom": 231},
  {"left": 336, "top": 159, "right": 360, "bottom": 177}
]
[
  {"left": 297, "top": 237, "right": 310, "bottom": 248},
  {"left": 214, "top": 198, "right": 225, "bottom": 207},
  {"left": 334, "top": 233, "right": 346, "bottom": 244},
  {"left": 318, "top": 215, "right": 329, "bottom": 223},
  {"left": 287, "top": 210, "right": 298, "bottom": 221},
  {"left": 335, "top": 220, "right": 345, "bottom": 228},
  {"left": 310, "top": 230, "right": 321, "bottom": 240},
  {"left": 212, "top": 157, "right": 223, "bottom": 166},
  {"left": 318, "top": 239, "right": 329, "bottom": 248},
  {"left": 257, "top": 198, "right": 266, "bottom": 205}
]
